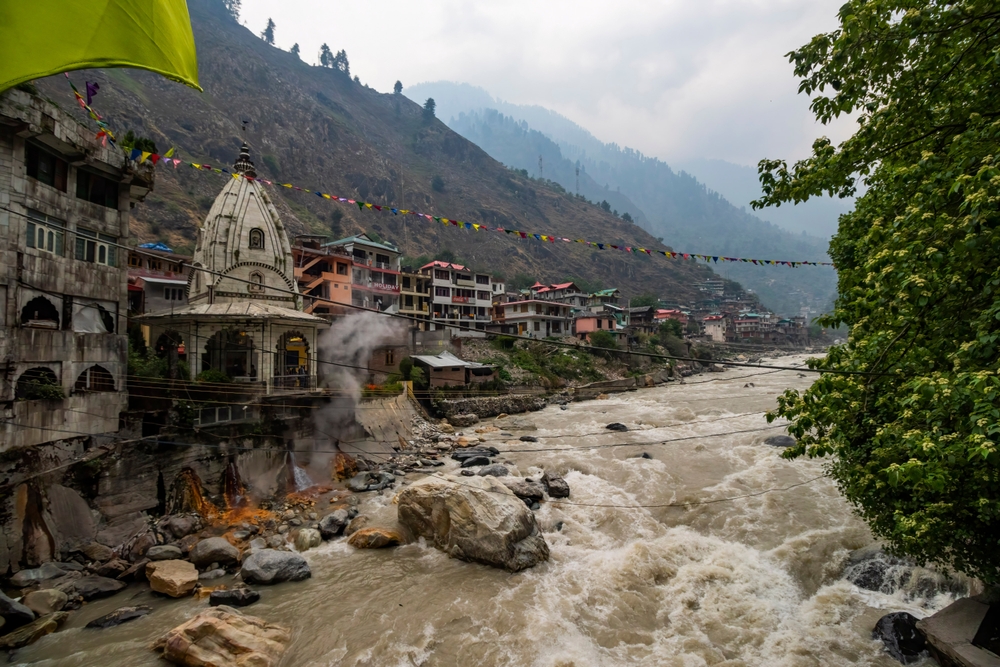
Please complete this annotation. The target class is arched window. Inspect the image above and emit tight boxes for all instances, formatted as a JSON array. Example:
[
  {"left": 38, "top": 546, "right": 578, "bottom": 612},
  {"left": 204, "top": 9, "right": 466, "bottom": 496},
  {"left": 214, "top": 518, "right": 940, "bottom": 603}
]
[
  {"left": 74, "top": 365, "right": 115, "bottom": 392},
  {"left": 248, "top": 229, "right": 264, "bottom": 249},
  {"left": 20, "top": 296, "right": 60, "bottom": 329},
  {"left": 248, "top": 271, "right": 264, "bottom": 293},
  {"left": 16, "top": 367, "right": 63, "bottom": 400},
  {"left": 275, "top": 331, "right": 310, "bottom": 389}
]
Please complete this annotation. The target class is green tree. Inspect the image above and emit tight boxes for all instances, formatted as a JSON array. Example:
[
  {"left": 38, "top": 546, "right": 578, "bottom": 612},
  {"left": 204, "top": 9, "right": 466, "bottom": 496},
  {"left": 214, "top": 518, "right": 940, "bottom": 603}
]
[
  {"left": 622, "top": 211, "right": 633, "bottom": 223},
  {"left": 333, "top": 49, "right": 350, "bottom": 75},
  {"left": 588, "top": 330, "right": 618, "bottom": 359},
  {"left": 755, "top": 0, "right": 1000, "bottom": 583},
  {"left": 260, "top": 18, "right": 275, "bottom": 45},
  {"left": 423, "top": 97, "right": 436, "bottom": 121},
  {"left": 290, "top": 43, "right": 300, "bottom": 59},
  {"left": 658, "top": 320, "right": 683, "bottom": 338},
  {"left": 394, "top": 80, "right": 403, "bottom": 95},
  {"left": 221, "top": 0, "right": 240, "bottom": 20},
  {"left": 318, "top": 43, "right": 333, "bottom": 68},
  {"left": 630, "top": 293, "right": 659, "bottom": 308}
]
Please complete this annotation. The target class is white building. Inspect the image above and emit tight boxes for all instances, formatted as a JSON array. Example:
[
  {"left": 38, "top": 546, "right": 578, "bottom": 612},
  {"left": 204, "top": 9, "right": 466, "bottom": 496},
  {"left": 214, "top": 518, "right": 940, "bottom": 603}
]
[
  {"left": 491, "top": 300, "right": 573, "bottom": 337},
  {"left": 139, "top": 143, "right": 326, "bottom": 393},
  {"left": 420, "top": 260, "right": 492, "bottom": 334}
]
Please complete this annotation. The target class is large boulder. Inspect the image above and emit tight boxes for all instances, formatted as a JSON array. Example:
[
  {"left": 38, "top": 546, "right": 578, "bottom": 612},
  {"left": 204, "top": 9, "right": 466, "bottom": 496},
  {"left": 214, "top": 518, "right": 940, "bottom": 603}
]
[
  {"left": 0, "top": 591, "right": 35, "bottom": 630},
  {"left": 9, "top": 562, "right": 67, "bottom": 587},
  {"left": 293, "top": 529, "right": 322, "bottom": 552},
  {"left": 240, "top": 549, "right": 311, "bottom": 585},
  {"left": 0, "top": 612, "right": 68, "bottom": 650},
  {"left": 347, "top": 527, "right": 403, "bottom": 549},
  {"left": 347, "top": 471, "right": 395, "bottom": 492},
  {"left": 449, "top": 413, "right": 479, "bottom": 427},
  {"left": 542, "top": 471, "right": 570, "bottom": 499},
  {"left": 189, "top": 537, "right": 240, "bottom": 567},
  {"left": 477, "top": 464, "right": 509, "bottom": 477},
  {"left": 22, "top": 589, "right": 67, "bottom": 615},
  {"left": 764, "top": 435, "right": 796, "bottom": 448},
  {"left": 77, "top": 541, "right": 114, "bottom": 562},
  {"left": 500, "top": 478, "right": 545, "bottom": 505},
  {"left": 146, "top": 560, "right": 199, "bottom": 598},
  {"left": 460, "top": 456, "right": 491, "bottom": 468},
  {"left": 396, "top": 475, "right": 550, "bottom": 571},
  {"left": 152, "top": 606, "right": 291, "bottom": 667},
  {"left": 318, "top": 509, "right": 351, "bottom": 539},
  {"left": 872, "top": 612, "right": 927, "bottom": 664}
]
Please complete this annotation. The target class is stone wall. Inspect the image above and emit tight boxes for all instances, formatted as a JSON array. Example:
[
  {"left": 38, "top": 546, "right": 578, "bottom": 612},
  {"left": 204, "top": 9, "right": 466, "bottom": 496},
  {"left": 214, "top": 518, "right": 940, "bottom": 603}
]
[{"left": 435, "top": 395, "right": 547, "bottom": 419}]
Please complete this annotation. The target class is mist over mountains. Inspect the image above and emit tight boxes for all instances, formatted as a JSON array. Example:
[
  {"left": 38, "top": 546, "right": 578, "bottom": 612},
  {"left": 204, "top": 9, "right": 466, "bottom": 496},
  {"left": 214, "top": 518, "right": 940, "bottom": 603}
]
[{"left": 406, "top": 81, "right": 842, "bottom": 315}]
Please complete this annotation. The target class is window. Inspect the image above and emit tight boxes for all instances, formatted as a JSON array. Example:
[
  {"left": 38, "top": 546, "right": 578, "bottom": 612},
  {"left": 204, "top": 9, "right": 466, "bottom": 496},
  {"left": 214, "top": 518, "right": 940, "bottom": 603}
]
[
  {"left": 20, "top": 296, "right": 60, "bottom": 329},
  {"left": 534, "top": 321, "right": 541, "bottom": 331},
  {"left": 249, "top": 228, "right": 264, "bottom": 249},
  {"left": 435, "top": 286, "right": 450, "bottom": 297},
  {"left": 164, "top": 287, "right": 184, "bottom": 301},
  {"left": 435, "top": 269, "right": 449, "bottom": 280},
  {"left": 128, "top": 254, "right": 142, "bottom": 268},
  {"left": 248, "top": 271, "right": 264, "bottom": 293},
  {"left": 76, "top": 170, "right": 119, "bottom": 208},
  {"left": 375, "top": 253, "right": 390, "bottom": 266},
  {"left": 477, "top": 291, "right": 490, "bottom": 301},
  {"left": 168, "top": 263, "right": 182, "bottom": 273},
  {"left": 597, "top": 319, "right": 603, "bottom": 329},
  {"left": 336, "top": 262, "right": 348, "bottom": 276},
  {"left": 74, "top": 365, "right": 115, "bottom": 392},
  {"left": 147, "top": 259, "right": 162, "bottom": 270},
  {"left": 25, "top": 142, "right": 67, "bottom": 191},
  {"left": 520, "top": 304, "right": 528, "bottom": 313},
  {"left": 385, "top": 350, "right": 394, "bottom": 365},
  {"left": 16, "top": 367, "right": 62, "bottom": 401},
  {"left": 476, "top": 275, "right": 490, "bottom": 285},
  {"left": 25, "top": 210, "right": 65, "bottom": 256},
  {"left": 402, "top": 277, "right": 411, "bottom": 289},
  {"left": 75, "top": 228, "right": 117, "bottom": 266}
]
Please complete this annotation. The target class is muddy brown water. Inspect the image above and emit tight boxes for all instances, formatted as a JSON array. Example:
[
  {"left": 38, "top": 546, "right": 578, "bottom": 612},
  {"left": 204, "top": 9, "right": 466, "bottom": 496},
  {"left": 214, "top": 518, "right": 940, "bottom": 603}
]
[{"left": 14, "top": 357, "right": 965, "bottom": 666}]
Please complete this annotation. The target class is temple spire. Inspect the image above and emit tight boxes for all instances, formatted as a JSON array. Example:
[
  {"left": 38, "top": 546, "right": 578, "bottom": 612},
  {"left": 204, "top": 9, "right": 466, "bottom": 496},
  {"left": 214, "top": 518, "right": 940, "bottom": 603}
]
[{"left": 233, "top": 141, "right": 256, "bottom": 178}]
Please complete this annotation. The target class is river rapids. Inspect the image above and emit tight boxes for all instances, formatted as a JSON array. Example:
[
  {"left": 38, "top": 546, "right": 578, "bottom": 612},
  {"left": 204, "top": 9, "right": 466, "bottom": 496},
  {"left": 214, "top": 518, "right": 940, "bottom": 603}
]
[{"left": 14, "top": 356, "right": 971, "bottom": 666}]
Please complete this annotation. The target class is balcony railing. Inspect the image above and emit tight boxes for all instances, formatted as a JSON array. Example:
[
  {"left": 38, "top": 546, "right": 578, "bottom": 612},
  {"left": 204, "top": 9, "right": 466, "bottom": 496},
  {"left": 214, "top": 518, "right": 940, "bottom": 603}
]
[
  {"left": 273, "top": 374, "right": 315, "bottom": 390},
  {"left": 374, "top": 261, "right": 396, "bottom": 271}
]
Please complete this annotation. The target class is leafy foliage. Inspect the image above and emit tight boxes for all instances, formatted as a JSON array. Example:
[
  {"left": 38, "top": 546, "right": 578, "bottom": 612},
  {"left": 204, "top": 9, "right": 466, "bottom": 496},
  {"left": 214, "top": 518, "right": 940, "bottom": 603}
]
[
  {"left": 756, "top": 0, "right": 1000, "bottom": 583},
  {"left": 120, "top": 130, "right": 157, "bottom": 154},
  {"left": 196, "top": 369, "right": 232, "bottom": 384},
  {"left": 588, "top": 330, "right": 618, "bottom": 359}
]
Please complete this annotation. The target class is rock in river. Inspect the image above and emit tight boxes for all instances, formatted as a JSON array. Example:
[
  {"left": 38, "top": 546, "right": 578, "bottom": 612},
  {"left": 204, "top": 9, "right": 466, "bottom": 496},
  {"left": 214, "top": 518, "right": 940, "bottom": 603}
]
[
  {"left": 189, "top": 536, "right": 240, "bottom": 567},
  {"left": 605, "top": 422, "right": 628, "bottom": 432},
  {"left": 501, "top": 478, "right": 545, "bottom": 505},
  {"left": 146, "top": 544, "right": 184, "bottom": 561},
  {"left": 764, "top": 435, "right": 796, "bottom": 448},
  {"left": 210, "top": 585, "right": 260, "bottom": 608},
  {"left": 240, "top": 549, "right": 311, "bottom": 585},
  {"left": 152, "top": 606, "right": 291, "bottom": 667},
  {"left": 542, "top": 471, "right": 570, "bottom": 499},
  {"left": 294, "top": 528, "right": 322, "bottom": 552},
  {"left": 147, "top": 560, "right": 199, "bottom": 598},
  {"left": 347, "top": 471, "right": 396, "bottom": 492},
  {"left": 477, "top": 464, "right": 509, "bottom": 477},
  {"left": 0, "top": 590, "right": 35, "bottom": 630},
  {"left": 347, "top": 527, "right": 404, "bottom": 549},
  {"left": 872, "top": 612, "right": 927, "bottom": 664},
  {"left": 58, "top": 575, "right": 125, "bottom": 601},
  {"left": 460, "top": 455, "right": 491, "bottom": 468},
  {"left": 396, "top": 475, "right": 550, "bottom": 572},
  {"left": 0, "top": 612, "right": 68, "bottom": 650},
  {"left": 451, "top": 447, "right": 499, "bottom": 462},
  {"left": 23, "top": 589, "right": 67, "bottom": 615},
  {"left": 318, "top": 509, "right": 351, "bottom": 539},
  {"left": 86, "top": 605, "right": 152, "bottom": 629},
  {"left": 9, "top": 562, "right": 67, "bottom": 587}
]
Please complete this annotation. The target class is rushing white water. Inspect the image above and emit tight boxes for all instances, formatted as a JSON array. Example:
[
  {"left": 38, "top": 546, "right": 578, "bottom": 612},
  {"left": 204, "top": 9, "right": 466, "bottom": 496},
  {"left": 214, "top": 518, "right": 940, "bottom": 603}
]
[{"left": 15, "top": 356, "right": 969, "bottom": 666}]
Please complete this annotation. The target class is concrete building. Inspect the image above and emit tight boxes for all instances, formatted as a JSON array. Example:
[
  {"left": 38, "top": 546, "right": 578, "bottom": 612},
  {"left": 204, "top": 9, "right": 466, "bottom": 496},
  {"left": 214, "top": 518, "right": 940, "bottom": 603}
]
[
  {"left": 411, "top": 351, "right": 496, "bottom": 388},
  {"left": 291, "top": 237, "right": 353, "bottom": 317},
  {"left": 573, "top": 312, "right": 621, "bottom": 342},
  {"left": 399, "top": 267, "right": 431, "bottom": 330},
  {"left": 703, "top": 314, "right": 727, "bottom": 342},
  {"left": 421, "top": 260, "right": 493, "bottom": 334},
  {"left": 332, "top": 234, "right": 401, "bottom": 313},
  {"left": 0, "top": 87, "right": 154, "bottom": 451},
  {"left": 138, "top": 143, "right": 326, "bottom": 393},
  {"left": 127, "top": 244, "right": 191, "bottom": 315},
  {"left": 531, "top": 281, "right": 590, "bottom": 307},
  {"left": 491, "top": 300, "right": 573, "bottom": 337}
]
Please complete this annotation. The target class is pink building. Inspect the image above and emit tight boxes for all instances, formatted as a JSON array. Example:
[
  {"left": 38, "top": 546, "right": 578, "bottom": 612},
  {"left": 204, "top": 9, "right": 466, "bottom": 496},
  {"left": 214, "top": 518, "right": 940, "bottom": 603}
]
[{"left": 573, "top": 313, "right": 620, "bottom": 341}]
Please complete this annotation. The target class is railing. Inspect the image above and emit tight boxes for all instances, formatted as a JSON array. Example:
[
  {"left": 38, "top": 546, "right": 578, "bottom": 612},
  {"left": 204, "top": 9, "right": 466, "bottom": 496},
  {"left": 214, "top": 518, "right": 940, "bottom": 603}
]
[
  {"left": 273, "top": 374, "right": 315, "bottom": 390},
  {"left": 374, "top": 261, "right": 395, "bottom": 271}
]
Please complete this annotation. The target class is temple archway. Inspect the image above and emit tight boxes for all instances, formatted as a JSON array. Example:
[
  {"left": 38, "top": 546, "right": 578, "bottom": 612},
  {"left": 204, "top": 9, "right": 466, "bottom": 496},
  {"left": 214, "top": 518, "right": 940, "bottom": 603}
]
[
  {"left": 20, "top": 296, "right": 60, "bottom": 329},
  {"left": 74, "top": 365, "right": 115, "bottom": 392},
  {"left": 202, "top": 329, "right": 257, "bottom": 380},
  {"left": 274, "top": 331, "right": 310, "bottom": 389},
  {"left": 16, "top": 367, "right": 61, "bottom": 400}
]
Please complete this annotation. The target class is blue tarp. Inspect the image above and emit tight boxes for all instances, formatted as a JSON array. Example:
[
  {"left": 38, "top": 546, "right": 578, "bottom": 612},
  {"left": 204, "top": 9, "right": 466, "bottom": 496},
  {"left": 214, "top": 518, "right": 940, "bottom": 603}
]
[{"left": 138, "top": 242, "right": 173, "bottom": 252}]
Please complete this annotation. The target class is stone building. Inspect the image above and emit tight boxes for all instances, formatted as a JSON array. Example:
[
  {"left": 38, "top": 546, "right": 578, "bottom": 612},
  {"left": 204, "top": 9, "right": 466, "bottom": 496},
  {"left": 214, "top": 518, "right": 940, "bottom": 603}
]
[
  {"left": 0, "top": 88, "right": 153, "bottom": 451},
  {"left": 138, "top": 143, "right": 326, "bottom": 393}
]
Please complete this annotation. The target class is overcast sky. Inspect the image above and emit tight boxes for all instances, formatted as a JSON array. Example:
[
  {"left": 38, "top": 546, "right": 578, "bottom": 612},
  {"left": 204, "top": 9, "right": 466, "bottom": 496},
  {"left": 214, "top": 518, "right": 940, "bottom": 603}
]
[{"left": 239, "top": 0, "right": 855, "bottom": 167}]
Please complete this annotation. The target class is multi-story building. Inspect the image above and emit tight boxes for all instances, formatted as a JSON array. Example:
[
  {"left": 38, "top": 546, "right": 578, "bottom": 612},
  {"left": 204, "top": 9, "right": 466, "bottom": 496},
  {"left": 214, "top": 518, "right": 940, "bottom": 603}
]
[
  {"left": 399, "top": 267, "right": 431, "bottom": 330},
  {"left": 491, "top": 300, "right": 573, "bottom": 337},
  {"left": 127, "top": 245, "right": 192, "bottom": 315},
  {"left": 588, "top": 288, "right": 622, "bottom": 310},
  {"left": 421, "top": 260, "right": 493, "bottom": 333},
  {"left": 0, "top": 87, "right": 153, "bottom": 450},
  {"left": 291, "top": 237, "right": 354, "bottom": 317},
  {"left": 530, "top": 281, "right": 590, "bottom": 308},
  {"left": 333, "top": 234, "right": 401, "bottom": 313},
  {"left": 703, "top": 314, "right": 727, "bottom": 342}
]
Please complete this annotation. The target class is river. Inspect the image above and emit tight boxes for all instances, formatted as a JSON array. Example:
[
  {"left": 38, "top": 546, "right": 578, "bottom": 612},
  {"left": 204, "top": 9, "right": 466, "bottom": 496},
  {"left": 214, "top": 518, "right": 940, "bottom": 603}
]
[{"left": 14, "top": 356, "right": 967, "bottom": 666}]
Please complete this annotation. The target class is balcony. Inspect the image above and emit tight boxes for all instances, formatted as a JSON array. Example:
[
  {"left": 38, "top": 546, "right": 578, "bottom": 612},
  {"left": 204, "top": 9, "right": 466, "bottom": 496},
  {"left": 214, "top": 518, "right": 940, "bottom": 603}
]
[{"left": 374, "top": 261, "right": 397, "bottom": 271}]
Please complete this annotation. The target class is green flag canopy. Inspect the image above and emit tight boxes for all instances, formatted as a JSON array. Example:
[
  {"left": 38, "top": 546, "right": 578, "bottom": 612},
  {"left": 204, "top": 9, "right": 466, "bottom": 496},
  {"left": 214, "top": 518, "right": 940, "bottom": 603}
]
[{"left": 0, "top": 0, "right": 201, "bottom": 93}]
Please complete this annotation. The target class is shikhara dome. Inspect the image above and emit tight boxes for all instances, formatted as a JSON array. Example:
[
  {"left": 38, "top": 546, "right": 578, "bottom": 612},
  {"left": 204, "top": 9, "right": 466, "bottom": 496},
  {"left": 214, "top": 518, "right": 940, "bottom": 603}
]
[{"left": 188, "top": 142, "right": 300, "bottom": 310}]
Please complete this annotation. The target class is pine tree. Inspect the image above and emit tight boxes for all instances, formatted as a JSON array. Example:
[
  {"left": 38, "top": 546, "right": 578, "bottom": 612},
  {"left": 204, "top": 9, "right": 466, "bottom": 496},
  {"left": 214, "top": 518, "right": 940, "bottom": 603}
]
[
  {"left": 290, "top": 43, "right": 300, "bottom": 59},
  {"left": 261, "top": 18, "right": 275, "bottom": 45},
  {"left": 394, "top": 80, "right": 403, "bottom": 95},
  {"left": 333, "top": 50, "right": 350, "bottom": 76},
  {"left": 423, "top": 97, "right": 436, "bottom": 121},
  {"left": 319, "top": 44, "right": 332, "bottom": 68}
]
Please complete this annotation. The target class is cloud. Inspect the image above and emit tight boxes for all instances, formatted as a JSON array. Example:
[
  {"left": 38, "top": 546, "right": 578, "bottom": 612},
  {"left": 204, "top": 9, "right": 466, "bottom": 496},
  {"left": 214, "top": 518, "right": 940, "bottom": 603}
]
[{"left": 240, "top": 0, "right": 855, "bottom": 166}]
